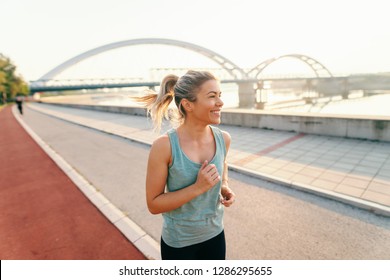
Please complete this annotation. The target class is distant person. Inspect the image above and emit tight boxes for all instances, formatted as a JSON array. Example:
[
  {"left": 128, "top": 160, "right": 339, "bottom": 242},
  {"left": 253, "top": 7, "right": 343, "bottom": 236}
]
[
  {"left": 2, "top": 92, "right": 6, "bottom": 104},
  {"left": 135, "top": 70, "right": 235, "bottom": 260},
  {"left": 15, "top": 96, "right": 23, "bottom": 115}
]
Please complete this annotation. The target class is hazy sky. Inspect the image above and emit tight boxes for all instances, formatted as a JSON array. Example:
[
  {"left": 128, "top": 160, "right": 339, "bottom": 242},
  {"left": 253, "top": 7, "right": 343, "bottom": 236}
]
[{"left": 2, "top": 0, "right": 389, "bottom": 81}]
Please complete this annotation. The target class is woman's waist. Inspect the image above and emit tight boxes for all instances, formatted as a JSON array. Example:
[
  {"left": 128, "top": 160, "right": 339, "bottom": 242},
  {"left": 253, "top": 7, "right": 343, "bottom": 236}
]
[{"left": 162, "top": 206, "right": 224, "bottom": 226}]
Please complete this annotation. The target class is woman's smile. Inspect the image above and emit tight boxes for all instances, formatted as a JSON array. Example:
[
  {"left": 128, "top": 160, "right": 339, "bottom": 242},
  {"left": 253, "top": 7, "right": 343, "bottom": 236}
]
[{"left": 210, "top": 109, "right": 221, "bottom": 117}]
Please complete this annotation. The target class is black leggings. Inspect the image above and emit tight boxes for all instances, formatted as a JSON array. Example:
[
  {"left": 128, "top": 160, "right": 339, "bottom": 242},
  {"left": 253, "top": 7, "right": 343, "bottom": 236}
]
[{"left": 161, "top": 230, "right": 226, "bottom": 260}]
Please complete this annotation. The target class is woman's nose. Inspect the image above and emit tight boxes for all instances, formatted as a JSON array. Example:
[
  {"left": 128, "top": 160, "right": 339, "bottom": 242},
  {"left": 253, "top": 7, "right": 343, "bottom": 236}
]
[{"left": 217, "top": 96, "right": 224, "bottom": 107}]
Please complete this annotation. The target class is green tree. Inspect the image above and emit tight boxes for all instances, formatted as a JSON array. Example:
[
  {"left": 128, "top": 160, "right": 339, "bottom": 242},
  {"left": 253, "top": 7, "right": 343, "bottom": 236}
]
[{"left": 0, "top": 53, "right": 29, "bottom": 104}]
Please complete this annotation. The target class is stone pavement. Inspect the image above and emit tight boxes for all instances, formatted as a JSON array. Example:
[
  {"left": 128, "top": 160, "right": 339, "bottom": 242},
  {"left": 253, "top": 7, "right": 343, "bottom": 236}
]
[{"left": 27, "top": 102, "right": 390, "bottom": 217}]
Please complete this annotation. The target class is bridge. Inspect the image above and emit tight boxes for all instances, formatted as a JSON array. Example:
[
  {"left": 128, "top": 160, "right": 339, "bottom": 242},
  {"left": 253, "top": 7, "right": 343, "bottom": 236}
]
[
  {"left": 30, "top": 78, "right": 161, "bottom": 92},
  {"left": 29, "top": 38, "right": 390, "bottom": 108}
]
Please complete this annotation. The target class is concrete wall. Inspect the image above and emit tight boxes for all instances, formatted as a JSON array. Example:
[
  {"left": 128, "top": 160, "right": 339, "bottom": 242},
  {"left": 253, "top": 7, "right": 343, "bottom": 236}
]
[
  {"left": 42, "top": 102, "right": 390, "bottom": 142},
  {"left": 46, "top": 102, "right": 148, "bottom": 116},
  {"left": 222, "top": 109, "right": 390, "bottom": 142}
]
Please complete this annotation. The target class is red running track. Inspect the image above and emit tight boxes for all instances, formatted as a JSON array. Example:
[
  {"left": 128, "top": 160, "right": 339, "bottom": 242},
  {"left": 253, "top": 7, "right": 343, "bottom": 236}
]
[{"left": 0, "top": 105, "right": 146, "bottom": 260}]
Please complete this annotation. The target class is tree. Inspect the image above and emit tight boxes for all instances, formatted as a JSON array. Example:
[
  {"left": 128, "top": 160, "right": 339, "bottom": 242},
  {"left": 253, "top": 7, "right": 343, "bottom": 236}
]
[{"left": 0, "top": 53, "right": 29, "bottom": 104}]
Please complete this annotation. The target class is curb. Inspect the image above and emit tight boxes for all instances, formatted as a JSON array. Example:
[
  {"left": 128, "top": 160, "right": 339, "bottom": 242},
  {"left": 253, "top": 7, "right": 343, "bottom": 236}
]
[
  {"left": 12, "top": 105, "right": 161, "bottom": 260},
  {"left": 227, "top": 165, "right": 390, "bottom": 217}
]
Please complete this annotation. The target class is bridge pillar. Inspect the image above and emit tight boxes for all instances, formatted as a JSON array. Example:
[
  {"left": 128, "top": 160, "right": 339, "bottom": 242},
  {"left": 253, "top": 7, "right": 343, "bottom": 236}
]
[
  {"left": 255, "top": 81, "right": 267, "bottom": 109},
  {"left": 238, "top": 82, "right": 256, "bottom": 108},
  {"left": 303, "top": 79, "right": 315, "bottom": 104},
  {"left": 341, "top": 78, "right": 349, "bottom": 99}
]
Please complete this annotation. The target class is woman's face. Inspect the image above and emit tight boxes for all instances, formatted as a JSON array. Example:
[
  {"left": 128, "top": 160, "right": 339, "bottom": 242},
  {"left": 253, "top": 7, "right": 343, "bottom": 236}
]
[{"left": 191, "top": 79, "right": 224, "bottom": 125}]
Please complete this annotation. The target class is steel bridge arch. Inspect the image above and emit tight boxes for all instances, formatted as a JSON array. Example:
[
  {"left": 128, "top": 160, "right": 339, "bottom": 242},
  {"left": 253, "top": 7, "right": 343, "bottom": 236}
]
[
  {"left": 39, "top": 38, "right": 246, "bottom": 80},
  {"left": 247, "top": 54, "right": 333, "bottom": 79}
]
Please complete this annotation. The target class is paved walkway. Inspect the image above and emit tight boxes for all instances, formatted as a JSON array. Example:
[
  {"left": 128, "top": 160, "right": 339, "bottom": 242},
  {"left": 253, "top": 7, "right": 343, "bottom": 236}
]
[
  {"left": 3, "top": 102, "right": 390, "bottom": 260},
  {"left": 27, "top": 102, "right": 390, "bottom": 217},
  {"left": 0, "top": 105, "right": 146, "bottom": 260}
]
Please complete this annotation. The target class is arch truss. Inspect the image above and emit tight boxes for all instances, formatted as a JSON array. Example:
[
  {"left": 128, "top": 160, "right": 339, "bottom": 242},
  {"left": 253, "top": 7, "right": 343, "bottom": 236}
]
[
  {"left": 39, "top": 38, "right": 246, "bottom": 80},
  {"left": 247, "top": 54, "right": 333, "bottom": 79}
]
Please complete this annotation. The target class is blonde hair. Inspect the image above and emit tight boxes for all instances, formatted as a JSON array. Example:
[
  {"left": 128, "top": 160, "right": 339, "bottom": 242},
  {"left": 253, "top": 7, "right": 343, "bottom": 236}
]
[{"left": 134, "top": 70, "right": 217, "bottom": 131}]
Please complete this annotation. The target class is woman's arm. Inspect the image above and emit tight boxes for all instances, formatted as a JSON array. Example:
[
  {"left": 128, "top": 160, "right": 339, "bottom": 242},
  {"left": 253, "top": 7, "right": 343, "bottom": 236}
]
[
  {"left": 146, "top": 135, "right": 221, "bottom": 214},
  {"left": 220, "top": 131, "right": 236, "bottom": 207}
]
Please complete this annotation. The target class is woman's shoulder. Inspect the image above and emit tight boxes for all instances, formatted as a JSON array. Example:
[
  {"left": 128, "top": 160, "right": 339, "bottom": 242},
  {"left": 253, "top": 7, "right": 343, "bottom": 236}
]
[
  {"left": 152, "top": 134, "right": 171, "bottom": 149},
  {"left": 211, "top": 126, "right": 231, "bottom": 151},
  {"left": 221, "top": 130, "right": 231, "bottom": 141},
  {"left": 150, "top": 134, "right": 172, "bottom": 163},
  {"left": 219, "top": 129, "right": 231, "bottom": 149}
]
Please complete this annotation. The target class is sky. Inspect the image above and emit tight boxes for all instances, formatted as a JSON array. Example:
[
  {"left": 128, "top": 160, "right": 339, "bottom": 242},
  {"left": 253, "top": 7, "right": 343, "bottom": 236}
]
[{"left": 2, "top": 0, "right": 390, "bottom": 81}]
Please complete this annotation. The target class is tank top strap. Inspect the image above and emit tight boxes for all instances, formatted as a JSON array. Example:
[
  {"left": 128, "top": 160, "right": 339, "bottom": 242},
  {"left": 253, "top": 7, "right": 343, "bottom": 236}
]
[
  {"left": 210, "top": 126, "right": 227, "bottom": 157},
  {"left": 167, "top": 128, "right": 180, "bottom": 165}
]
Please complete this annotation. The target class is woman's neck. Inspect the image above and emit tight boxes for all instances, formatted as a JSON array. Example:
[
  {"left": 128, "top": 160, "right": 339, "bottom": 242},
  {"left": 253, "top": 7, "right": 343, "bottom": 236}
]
[{"left": 178, "top": 120, "right": 210, "bottom": 141}]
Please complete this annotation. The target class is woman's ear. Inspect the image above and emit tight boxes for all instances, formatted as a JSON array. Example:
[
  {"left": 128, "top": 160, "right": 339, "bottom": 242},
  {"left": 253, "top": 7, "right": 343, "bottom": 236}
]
[{"left": 181, "top": 99, "right": 193, "bottom": 112}]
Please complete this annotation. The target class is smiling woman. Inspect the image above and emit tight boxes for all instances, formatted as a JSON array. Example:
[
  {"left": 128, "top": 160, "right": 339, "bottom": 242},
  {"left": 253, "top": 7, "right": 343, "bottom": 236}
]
[
  {"left": 133, "top": 70, "right": 236, "bottom": 260},
  {"left": 134, "top": 70, "right": 221, "bottom": 131}
]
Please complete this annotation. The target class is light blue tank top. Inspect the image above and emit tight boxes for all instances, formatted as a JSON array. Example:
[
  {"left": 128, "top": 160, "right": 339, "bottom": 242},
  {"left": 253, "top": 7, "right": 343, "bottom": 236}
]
[{"left": 162, "top": 126, "right": 226, "bottom": 248}]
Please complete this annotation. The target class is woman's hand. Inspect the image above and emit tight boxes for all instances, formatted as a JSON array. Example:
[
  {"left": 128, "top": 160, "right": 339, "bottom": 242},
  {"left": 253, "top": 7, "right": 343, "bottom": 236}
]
[
  {"left": 220, "top": 186, "right": 235, "bottom": 207},
  {"left": 195, "top": 160, "right": 221, "bottom": 193}
]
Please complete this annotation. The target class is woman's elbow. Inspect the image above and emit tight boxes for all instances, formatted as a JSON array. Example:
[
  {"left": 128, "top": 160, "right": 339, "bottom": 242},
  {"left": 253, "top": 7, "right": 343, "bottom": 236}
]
[
  {"left": 147, "top": 202, "right": 163, "bottom": 215},
  {"left": 148, "top": 207, "right": 161, "bottom": 215}
]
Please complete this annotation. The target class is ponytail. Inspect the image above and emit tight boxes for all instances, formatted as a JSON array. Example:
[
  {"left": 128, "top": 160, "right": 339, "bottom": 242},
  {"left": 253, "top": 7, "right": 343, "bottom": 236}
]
[{"left": 133, "top": 74, "right": 178, "bottom": 132}]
